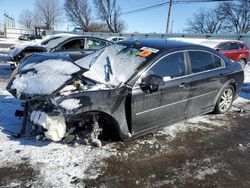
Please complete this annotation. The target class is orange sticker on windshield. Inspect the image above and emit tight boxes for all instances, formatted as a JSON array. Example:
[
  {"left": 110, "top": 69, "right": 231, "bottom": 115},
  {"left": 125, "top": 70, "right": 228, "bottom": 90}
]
[{"left": 139, "top": 50, "right": 152, "bottom": 58}]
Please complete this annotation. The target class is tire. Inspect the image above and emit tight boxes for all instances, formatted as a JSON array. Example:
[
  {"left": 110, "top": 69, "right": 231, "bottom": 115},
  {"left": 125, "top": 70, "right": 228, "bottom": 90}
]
[
  {"left": 214, "top": 85, "right": 234, "bottom": 114},
  {"left": 239, "top": 58, "right": 246, "bottom": 69}
]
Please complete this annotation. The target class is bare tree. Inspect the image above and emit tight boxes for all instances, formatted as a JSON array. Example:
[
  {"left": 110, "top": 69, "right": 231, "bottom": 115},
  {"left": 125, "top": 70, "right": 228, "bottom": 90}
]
[
  {"left": 88, "top": 22, "right": 110, "bottom": 32},
  {"left": 64, "top": 0, "right": 92, "bottom": 32},
  {"left": 217, "top": 1, "right": 250, "bottom": 33},
  {"left": 186, "top": 8, "right": 224, "bottom": 33},
  {"left": 94, "top": 0, "right": 126, "bottom": 33},
  {"left": 18, "top": 9, "right": 35, "bottom": 28},
  {"left": 34, "top": 0, "right": 62, "bottom": 30}
]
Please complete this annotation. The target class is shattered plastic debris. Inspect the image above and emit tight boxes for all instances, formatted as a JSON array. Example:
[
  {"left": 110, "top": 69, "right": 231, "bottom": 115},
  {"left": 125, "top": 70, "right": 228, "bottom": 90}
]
[
  {"left": 11, "top": 59, "right": 80, "bottom": 95},
  {"left": 30, "top": 111, "right": 66, "bottom": 141},
  {"left": 59, "top": 99, "right": 82, "bottom": 111}
]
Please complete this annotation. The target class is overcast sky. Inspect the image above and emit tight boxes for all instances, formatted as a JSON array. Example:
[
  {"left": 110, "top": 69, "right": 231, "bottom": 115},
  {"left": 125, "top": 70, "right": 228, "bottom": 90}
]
[{"left": 0, "top": 0, "right": 220, "bottom": 33}]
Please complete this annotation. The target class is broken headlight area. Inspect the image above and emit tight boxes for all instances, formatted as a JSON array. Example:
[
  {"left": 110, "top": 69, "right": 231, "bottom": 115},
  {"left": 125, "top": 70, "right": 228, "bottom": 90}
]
[
  {"left": 31, "top": 110, "right": 66, "bottom": 142},
  {"left": 13, "top": 76, "right": 113, "bottom": 146},
  {"left": 17, "top": 97, "right": 102, "bottom": 146},
  {"left": 29, "top": 109, "right": 103, "bottom": 147}
]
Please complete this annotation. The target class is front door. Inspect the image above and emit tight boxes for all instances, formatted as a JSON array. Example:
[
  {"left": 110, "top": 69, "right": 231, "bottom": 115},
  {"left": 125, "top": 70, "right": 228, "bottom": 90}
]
[{"left": 131, "top": 51, "right": 191, "bottom": 134}]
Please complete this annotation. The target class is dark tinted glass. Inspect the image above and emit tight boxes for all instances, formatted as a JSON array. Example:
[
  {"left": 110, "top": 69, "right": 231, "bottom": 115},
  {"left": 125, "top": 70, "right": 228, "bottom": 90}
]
[
  {"left": 62, "top": 39, "right": 82, "bottom": 50},
  {"left": 229, "top": 43, "right": 240, "bottom": 50},
  {"left": 238, "top": 43, "right": 244, "bottom": 49},
  {"left": 218, "top": 43, "right": 229, "bottom": 50},
  {"left": 212, "top": 55, "right": 222, "bottom": 68},
  {"left": 189, "top": 51, "right": 220, "bottom": 73},
  {"left": 148, "top": 52, "right": 185, "bottom": 79}
]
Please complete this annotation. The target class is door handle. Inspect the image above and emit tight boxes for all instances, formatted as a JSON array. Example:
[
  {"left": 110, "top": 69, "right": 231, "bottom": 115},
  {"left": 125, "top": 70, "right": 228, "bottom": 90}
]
[{"left": 179, "top": 83, "right": 186, "bottom": 88}]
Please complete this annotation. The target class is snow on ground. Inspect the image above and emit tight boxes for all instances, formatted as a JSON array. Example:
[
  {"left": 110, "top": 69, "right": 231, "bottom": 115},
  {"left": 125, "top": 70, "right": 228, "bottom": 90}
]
[
  {"left": 0, "top": 38, "right": 27, "bottom": 44},
  {"left": 0, "top": 48, "right": 10, "bottom": 54},
  {"left": 0, "top": 81, "right": 117, "bottom": 187}
]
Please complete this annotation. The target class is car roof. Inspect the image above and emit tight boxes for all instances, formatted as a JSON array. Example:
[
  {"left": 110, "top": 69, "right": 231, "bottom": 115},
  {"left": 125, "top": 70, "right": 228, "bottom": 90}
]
[
  {"left": 118, "top": 39, "right": 209, "bottom": 52},
  {"left": 168, "top": 38, "right": 245, "bottom": 49},
  {"left": 199, "top": 39, "right": 244, "bottom": 48}
]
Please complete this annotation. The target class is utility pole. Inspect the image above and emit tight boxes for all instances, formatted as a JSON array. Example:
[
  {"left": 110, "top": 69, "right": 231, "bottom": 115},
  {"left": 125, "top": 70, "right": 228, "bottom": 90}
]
[
  {"left": 166, "top": 0, "right": 173, "bottom": 34},
  {"left": 171, "top": 20, "right": 174, "bottom": 33}
]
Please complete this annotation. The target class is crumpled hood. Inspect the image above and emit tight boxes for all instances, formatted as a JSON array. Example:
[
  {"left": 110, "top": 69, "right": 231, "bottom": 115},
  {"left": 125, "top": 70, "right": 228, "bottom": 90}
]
[{"left": 6, "top": 53, "right": 87, "bottom": 100}]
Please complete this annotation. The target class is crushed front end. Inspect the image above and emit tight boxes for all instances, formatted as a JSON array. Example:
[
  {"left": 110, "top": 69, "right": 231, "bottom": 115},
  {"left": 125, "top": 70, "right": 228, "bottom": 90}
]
[{"left": 6, "top": 53, "right": 111, "bottom": 146}]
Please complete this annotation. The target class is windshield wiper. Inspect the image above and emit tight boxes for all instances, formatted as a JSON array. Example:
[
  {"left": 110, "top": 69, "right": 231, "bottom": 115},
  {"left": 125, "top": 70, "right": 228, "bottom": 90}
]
[{"left": 104, "top": 56, "right": 113, "bottom": 82}]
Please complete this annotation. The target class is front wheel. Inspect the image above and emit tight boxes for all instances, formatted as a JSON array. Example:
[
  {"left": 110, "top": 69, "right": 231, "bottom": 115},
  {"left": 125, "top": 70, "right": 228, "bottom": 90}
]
[{"left": 214, "top": 86, "right": 234, "bottom": 114}]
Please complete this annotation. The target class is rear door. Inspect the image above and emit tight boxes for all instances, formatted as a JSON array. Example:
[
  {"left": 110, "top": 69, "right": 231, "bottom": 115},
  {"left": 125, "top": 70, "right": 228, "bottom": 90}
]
[
  {"left": 131, "top": 51, "right": 191, "bottom": 134},
  {"left": 186, "top": 50, "right": 225, "bottom": 117}
]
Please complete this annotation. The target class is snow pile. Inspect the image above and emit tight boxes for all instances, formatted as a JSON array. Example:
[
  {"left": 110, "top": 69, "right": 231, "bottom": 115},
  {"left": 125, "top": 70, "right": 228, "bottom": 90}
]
[
  {"left": 240, "top": 64, "right": 250, "bottom": 100},
  {"left": 59, "top": 85, "right": 77, "bottom": 96},
  {"left": 244, "top": 64, "right": 250, "bottom": 83},
  {"left": 79, "top": 45, "right": 145, "bottom": 86},
  {"left": 30, "top": 111, "right": 66, "bottom": 141},
  {"left": 59, "top": 98, "right": 81, "bottom": 111},
  {"left": 11, "top": 59, "right": 80, "bottom": 95},
  {"left": 158, "top": 115, "right": 215, "bottom": 138}
]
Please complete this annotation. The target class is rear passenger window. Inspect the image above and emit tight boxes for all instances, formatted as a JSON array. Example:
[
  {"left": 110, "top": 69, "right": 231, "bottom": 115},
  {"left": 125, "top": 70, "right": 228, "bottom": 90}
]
[
  {"left": 147, "top": 52, "right": 185, "bottom": 80},
  {"left": 189, "top": 51, "right": 222, "bottom": 73},
  {"left": 218, "top": 43, "right": 229, "bottom": 50},
  {"left": 213, "top": 55, "right": 222, "bottom": 68},
  {"left": 229, "top": 43, "right": 240, "bottom": 50}
]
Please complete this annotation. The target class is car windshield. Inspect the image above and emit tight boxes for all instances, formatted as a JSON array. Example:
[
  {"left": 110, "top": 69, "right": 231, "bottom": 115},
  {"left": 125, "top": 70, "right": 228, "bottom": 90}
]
[
  {"left": 41, "top": 36, "right": 68, "bottom": 49},
  {"left": 76, "top": 44, "right": 154, "bottom": 87}
]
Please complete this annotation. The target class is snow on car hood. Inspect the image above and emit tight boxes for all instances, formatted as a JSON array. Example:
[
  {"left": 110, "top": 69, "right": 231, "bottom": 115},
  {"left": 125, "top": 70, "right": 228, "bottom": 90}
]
[
  {"left": 8, "top": 44, "right": 28, "bottom": 58},
  {"left": 8, "top": 55, "right": 82, "bottom": 98},
  {"left": 8, "top": 44, "right": 46, "bottom": 59}
]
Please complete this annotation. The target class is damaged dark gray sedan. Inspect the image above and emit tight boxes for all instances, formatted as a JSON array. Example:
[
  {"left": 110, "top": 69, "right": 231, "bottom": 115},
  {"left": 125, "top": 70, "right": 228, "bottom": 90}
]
[{"left": 6, "top": 39, "right": 244, "bottom": 146}]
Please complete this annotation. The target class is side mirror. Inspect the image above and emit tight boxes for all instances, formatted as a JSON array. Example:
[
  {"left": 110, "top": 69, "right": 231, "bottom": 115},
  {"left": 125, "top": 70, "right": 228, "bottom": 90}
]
[{"left": 139, "top": 74, "right": 164, "bottom": 93}]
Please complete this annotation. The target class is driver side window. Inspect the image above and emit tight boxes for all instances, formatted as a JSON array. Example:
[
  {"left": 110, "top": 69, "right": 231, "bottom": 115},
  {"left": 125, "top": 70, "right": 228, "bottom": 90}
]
[
  {"left": 61, "top": 39, "right": 83, "bottom": 50},
  {"left": 147, "top": 52, "right": 186, "bottom": 81}
]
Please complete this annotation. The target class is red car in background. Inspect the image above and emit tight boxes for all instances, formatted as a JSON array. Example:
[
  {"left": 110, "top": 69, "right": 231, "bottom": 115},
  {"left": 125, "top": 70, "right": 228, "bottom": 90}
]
[{"left": 200, "top": 40, "right": 249, "bottom": 68}]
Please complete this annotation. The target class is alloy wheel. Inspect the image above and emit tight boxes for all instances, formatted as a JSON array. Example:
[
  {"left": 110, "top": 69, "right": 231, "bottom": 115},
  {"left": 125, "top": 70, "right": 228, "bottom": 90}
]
[{"left": 219, "top": 88, "right": 233, "bottom": 113}]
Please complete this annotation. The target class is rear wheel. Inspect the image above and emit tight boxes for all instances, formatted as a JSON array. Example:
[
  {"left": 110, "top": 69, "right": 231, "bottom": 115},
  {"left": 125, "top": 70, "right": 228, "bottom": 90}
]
[{"left": 214, "top": 86, "right": 234, "bottom": 114}]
